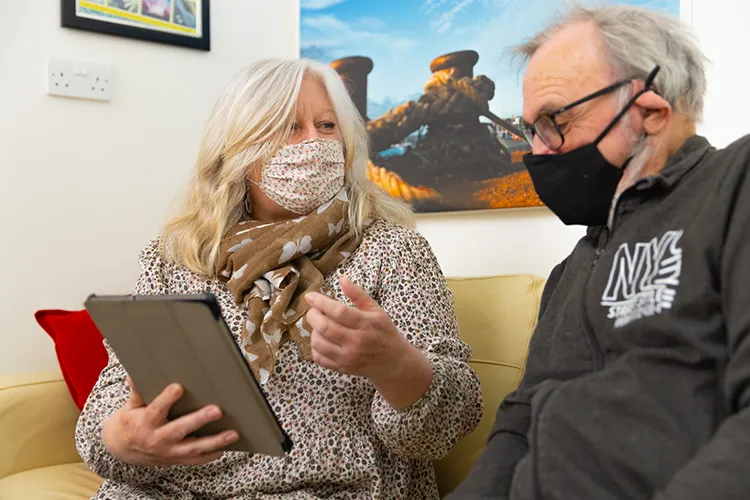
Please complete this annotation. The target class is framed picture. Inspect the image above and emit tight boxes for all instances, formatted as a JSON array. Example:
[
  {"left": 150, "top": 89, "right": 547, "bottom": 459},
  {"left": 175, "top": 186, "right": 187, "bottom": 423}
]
[
  {"left": 301, "top": 0, "right": 680, "bottom": 213},
  {"left": 61, "top": 0, "right": 210, "bottom": 51}
]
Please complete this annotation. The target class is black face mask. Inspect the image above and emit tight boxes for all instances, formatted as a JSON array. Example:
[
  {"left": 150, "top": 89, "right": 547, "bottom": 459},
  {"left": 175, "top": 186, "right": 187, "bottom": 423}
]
[
  {"left": 524, "top": 144, "right": 624, "bottom": 226},
  {"left": 523, "top": 70, "right": 659, "bottom": 227}
]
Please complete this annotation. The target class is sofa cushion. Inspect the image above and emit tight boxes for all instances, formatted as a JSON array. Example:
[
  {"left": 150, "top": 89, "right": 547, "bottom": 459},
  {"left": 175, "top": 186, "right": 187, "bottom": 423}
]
[
  {"left": 35, "top": 309, "right": 108, "bottom": 409},
  {"left": 435, "top": 274, "right": 545, "bottom": 496},
  {"left": 0, "top": 372, "right": 83, "bottom": 480},
  {"left": 0, "top": 462, "right": 102, "bottom": 499}
]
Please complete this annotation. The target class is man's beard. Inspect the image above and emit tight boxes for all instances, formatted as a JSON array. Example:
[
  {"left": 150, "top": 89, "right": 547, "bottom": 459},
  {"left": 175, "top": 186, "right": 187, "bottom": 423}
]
[
  {"left": 618, "top": 134, "right": 654, "bottom": 195},
  {"left": 608, "top": 115, "right": 657, "bottom": 226},
  {"left": 615, "top": 104, "right": 658, "bottom": 197}
]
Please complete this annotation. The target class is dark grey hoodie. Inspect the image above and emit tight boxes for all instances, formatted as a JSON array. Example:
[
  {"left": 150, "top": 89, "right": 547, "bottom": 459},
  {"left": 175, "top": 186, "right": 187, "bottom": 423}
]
[{"left": 448, "top": 135, "right": 750, "bottom": 500}]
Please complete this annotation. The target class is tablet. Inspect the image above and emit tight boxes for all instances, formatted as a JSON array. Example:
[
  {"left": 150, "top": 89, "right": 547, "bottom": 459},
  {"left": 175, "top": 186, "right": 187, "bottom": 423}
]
[{"left": 84, "top": 293, "right": 292, "bottom": 456}]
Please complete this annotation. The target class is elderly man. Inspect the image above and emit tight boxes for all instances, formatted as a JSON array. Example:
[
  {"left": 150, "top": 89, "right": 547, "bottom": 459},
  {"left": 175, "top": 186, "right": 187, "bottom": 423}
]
[{"left": 448, "top": 5, "right": 750, "bottom": 500}]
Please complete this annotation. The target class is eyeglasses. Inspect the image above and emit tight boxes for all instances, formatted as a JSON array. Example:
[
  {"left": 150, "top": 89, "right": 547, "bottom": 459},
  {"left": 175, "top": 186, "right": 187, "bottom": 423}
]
[{"left": 528, "top": 66, "right": 661, "bottom": 151}]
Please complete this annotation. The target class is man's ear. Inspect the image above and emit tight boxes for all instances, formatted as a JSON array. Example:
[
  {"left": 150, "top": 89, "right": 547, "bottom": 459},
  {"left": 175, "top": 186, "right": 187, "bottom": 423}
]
[{"left": 635, "top": 90, "right": 672, "bottom": 135}]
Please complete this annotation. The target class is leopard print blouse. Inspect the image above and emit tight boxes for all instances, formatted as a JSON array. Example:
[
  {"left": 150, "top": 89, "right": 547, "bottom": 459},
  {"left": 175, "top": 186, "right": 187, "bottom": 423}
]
[{"left": 76, "top": 220, "right": 483, "bottom": 499}]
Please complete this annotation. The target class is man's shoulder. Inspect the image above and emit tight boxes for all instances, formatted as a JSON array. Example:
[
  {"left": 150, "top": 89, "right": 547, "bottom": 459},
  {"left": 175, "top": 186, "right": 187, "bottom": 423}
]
[
  {"left": 707, "top": 133, "right": 750, "bottom": 173},
  {"left": 699, "top": 134, "right": 750, "bottom": 206},
  {"left": 719, "top": 133, "right": 750, "bottom": 154}
]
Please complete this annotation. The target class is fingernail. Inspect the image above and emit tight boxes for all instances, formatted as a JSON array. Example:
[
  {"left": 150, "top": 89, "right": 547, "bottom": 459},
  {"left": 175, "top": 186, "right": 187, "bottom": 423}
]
[
  {"left": 207, "top": 406, "right": 221, "bottom": 418},
  {"left": 170, "top": 384, "right": 181, "bottom": 396},
  {"left": 226, "top": 431, "right": 239, "bottom": 442}
]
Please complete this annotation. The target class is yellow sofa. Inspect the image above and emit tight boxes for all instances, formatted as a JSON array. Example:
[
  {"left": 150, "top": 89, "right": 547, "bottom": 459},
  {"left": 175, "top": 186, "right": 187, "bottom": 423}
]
[{"left": 0, "top": 274, "right": 544, "bottom": 499}]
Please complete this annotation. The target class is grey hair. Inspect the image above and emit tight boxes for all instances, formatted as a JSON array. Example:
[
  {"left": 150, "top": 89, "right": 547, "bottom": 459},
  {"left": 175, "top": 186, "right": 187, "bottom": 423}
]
[{"left": 512, "top": 4, "right": 708, "bottom": 121}]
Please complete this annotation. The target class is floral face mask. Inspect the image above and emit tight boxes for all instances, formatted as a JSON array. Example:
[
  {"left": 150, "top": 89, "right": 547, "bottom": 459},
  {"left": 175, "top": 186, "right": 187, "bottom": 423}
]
[{"left": 257, "top": 138, "right": 346, "bottom": 215}]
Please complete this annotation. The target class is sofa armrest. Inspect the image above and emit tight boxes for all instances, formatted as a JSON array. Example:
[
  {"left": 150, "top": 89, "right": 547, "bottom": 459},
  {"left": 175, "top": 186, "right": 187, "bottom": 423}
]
[{"left": 0, "top": 371, "right": 82, "bottom": 479}]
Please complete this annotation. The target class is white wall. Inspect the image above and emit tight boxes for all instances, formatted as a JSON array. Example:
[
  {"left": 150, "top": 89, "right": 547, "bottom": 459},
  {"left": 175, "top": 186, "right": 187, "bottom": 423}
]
[
  {"left": 417, "top": 209, "right": 584, "bottom": 278},
  {"left": 0, "top": 0, "right": 299, "bottom": 374},
  {"left": 1, "top": 0, "right": 748, "bottom": 375},
  {"left": 687, "top": 0, "right": 750, "bottom": 147}
]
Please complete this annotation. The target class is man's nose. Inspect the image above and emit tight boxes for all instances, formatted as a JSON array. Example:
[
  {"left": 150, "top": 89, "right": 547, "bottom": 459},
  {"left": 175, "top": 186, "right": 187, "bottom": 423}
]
[{"left": 532, "top": 135, "right": 556, "bottom": 155}]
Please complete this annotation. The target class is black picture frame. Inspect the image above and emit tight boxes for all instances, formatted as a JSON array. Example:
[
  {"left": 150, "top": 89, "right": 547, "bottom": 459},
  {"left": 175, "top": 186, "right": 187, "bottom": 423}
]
[{"left": 61, "top": 0, "right": 210, "bottom": 51}]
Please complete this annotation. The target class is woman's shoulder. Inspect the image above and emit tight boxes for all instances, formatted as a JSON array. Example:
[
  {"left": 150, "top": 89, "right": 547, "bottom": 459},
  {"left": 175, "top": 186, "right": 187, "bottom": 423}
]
[
  {"left": 363, "top": 219, "right": 429, "bottom": 249},
  {"left": 136, "top": 237, "right": 216, "bottom": 290},
  {"left": 138, "top": 237, "right": 165, "bottom": 269}
]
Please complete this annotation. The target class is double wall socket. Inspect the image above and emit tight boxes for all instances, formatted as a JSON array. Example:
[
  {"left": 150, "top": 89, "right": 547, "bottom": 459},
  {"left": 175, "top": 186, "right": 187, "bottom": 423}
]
[{"left": 46, "top": 58, "right": 114, "bottom": 102}]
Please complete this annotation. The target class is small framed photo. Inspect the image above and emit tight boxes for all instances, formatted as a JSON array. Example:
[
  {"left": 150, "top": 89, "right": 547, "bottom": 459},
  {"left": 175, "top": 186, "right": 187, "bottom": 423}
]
[{"left": 61, "top": 0, "right": 210, "bottom": 51}]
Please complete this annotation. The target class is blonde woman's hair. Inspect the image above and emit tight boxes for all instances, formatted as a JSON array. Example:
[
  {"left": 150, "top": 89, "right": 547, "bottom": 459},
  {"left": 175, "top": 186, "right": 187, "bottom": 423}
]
[{"left": 162, "top": 58, "right": 415, "bottom": 276}]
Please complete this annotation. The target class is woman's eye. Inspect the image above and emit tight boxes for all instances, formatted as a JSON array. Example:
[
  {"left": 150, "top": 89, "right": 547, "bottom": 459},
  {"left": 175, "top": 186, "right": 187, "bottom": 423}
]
[{"left": 320, "top": 122, "right": 336, "bottom": 130}]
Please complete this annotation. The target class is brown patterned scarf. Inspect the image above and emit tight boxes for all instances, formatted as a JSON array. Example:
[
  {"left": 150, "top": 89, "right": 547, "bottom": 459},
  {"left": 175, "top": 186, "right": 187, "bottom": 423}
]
[{"left": 216, "top": 190, "right": 359, "bottom": 384}]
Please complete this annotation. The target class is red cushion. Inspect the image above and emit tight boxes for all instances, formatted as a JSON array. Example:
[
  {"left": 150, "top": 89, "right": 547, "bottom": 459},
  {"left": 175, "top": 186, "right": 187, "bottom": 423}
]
[{"left": 35, "top": 309, "right": 108, "bottom": 410}]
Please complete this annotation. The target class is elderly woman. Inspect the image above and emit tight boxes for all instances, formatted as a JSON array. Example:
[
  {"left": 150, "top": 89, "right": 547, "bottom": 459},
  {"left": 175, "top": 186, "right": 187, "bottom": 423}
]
[{"left": 75, "top": 58, "right": 482, "bottom": 499}]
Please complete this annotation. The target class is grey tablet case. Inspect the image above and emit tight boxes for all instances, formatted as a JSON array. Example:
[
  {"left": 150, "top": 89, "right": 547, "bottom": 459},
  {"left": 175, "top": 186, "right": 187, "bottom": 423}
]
[{"left": 84, "top": 293, "right": 292, "bottom": 456}]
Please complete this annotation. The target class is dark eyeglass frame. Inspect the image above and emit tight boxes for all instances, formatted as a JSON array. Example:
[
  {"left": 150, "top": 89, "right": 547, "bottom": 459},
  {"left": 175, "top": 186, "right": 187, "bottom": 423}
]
[{"left": 529, "top": 66, "right": 661, "bottom": 151}]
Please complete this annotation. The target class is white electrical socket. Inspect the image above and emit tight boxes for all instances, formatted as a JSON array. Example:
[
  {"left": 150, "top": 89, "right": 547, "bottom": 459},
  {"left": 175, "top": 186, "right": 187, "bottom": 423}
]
[{"left": 46, "top": 58, "right": 114, "bottom": 102}]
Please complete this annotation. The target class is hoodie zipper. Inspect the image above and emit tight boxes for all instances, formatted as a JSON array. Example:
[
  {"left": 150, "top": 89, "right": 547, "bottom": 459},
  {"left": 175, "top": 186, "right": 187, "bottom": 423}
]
[
  {"left": 579, "top": 224, "right": 609, "bottom": 372},
  {"left": 580, "top": 185, "right": 635, "bottom": 372},
  {"left": 579, "top": 193, "right": 627, "bottom": 373}
]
